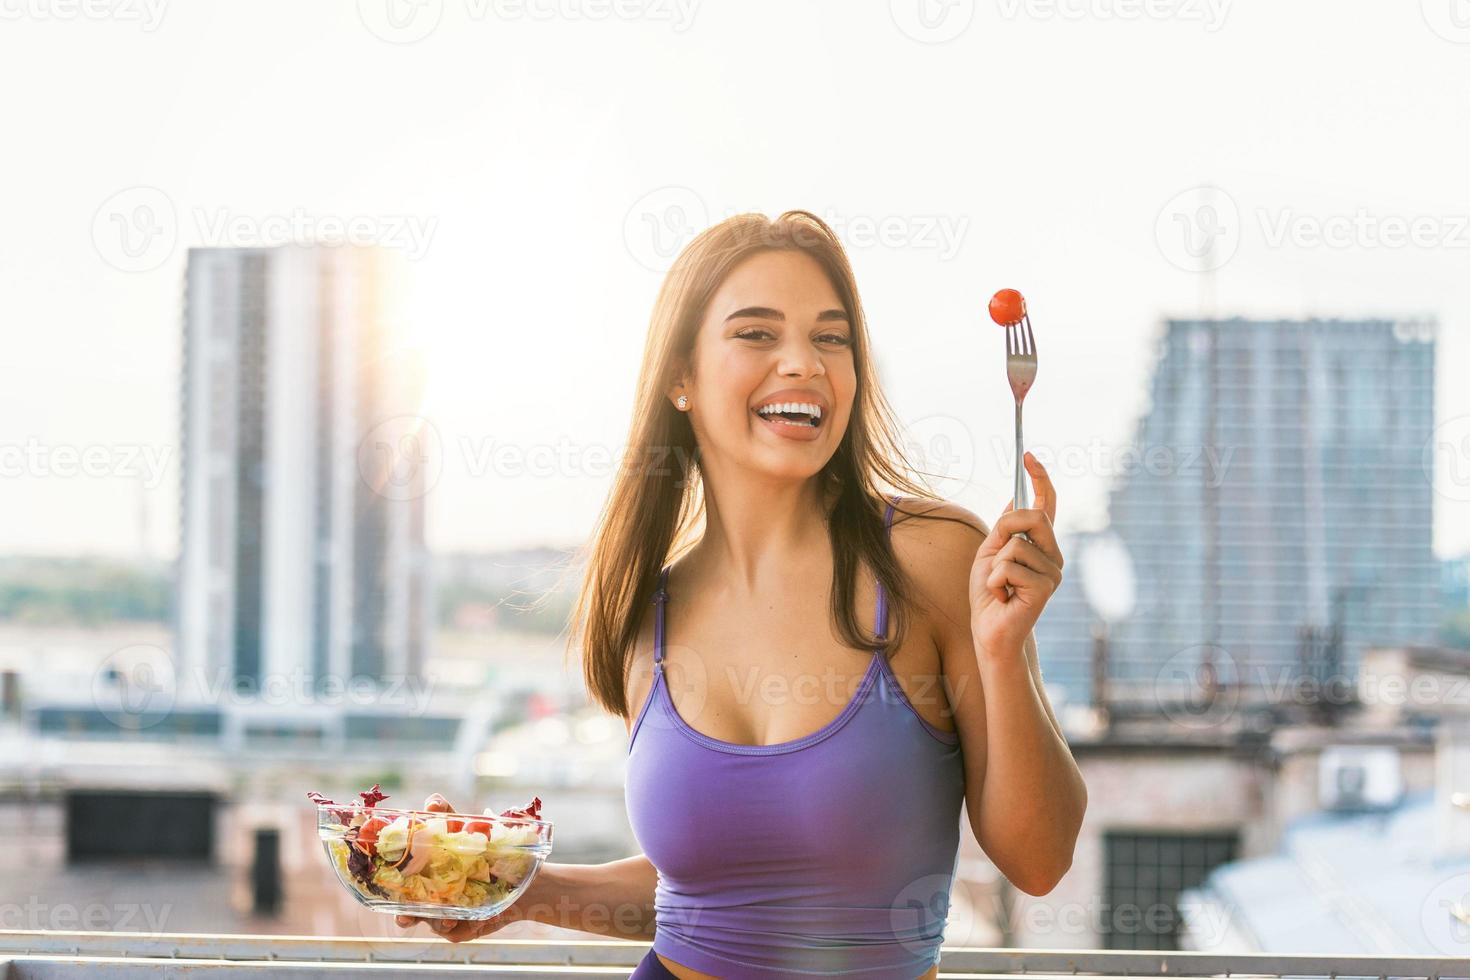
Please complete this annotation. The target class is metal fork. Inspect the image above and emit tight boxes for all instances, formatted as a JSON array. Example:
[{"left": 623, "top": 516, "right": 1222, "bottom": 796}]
[{"left": 1005, "top": 313, "right": 1038, "bottom": 540}]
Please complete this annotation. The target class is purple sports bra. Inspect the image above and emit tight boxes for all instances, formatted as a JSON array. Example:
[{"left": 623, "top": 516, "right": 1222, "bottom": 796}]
[{"left": 625, "top": 495, "right": 967, "bottom": 978}]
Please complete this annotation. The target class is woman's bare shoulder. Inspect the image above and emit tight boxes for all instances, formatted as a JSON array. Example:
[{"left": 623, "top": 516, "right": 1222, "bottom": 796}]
[
  {"left": 887, "top": 494, "right": 989, "bottom": 540},
  {"left": 885, "top": 494, "right": 990, "bottom": 618}
]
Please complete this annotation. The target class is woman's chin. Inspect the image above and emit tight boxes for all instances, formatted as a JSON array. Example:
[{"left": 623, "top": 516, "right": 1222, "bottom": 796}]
[{"left": 744, "top": 450, "right": 832, "bottom": 482}]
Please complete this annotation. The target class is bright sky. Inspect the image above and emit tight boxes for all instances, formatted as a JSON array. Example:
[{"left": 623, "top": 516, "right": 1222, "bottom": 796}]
[{"left": 2, "top": 0, "right": 1468, "bottom": 561}]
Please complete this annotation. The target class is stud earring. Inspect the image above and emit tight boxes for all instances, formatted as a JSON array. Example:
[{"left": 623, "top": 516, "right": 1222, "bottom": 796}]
[{"left": 676, "top": 395, "right": 688, "bottom": 410}]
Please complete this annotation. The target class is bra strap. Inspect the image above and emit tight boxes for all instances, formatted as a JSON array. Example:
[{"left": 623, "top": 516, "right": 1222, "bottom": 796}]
[
  {"left": 875, "top": 495, "right": 898, "bottom": 640},
  {"left": 652, "top": 565, "right": 670, "bottom": 667}
]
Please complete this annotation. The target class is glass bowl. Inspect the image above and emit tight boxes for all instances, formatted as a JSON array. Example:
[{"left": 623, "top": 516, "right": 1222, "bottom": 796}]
[{"left": 315, "top": 801, "right": 553, "bottom": 920}]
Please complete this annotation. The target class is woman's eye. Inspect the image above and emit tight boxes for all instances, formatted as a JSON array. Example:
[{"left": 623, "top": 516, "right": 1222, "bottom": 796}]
[{"left": 734, "top": 329, "right": 851, "bottom": 346}]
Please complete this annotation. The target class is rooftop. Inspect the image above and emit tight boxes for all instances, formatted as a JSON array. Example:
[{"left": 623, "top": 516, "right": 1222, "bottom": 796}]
[{"left": 1, "top": 932, "right": 1467, "bottom": 978}]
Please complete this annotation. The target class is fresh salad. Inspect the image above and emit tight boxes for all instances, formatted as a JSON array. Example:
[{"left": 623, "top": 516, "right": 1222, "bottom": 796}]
[{"left": 309, "top": 784, "right": 546, "bottom": 910}]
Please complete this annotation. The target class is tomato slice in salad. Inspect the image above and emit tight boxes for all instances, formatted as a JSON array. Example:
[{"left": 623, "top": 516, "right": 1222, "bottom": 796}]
[
  {"left": 424, "top": 794, "right": 463, "bottom": 833},
  {"left": 354, "top": 815, "right": 390, "bottom": 856}
]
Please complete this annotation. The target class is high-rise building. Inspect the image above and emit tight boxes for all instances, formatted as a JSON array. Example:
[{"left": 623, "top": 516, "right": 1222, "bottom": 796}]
[
  {"left": 174, "top": 245, "right": 431, "bottom": 699},
  {"left": 1037, "top": 318, "right": 1438, "bottom": 710}
]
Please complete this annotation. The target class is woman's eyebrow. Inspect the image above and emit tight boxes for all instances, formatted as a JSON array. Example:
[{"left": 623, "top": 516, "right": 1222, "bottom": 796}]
[{"left": 724, "top": 306, "right": 850, "bottom": 323}]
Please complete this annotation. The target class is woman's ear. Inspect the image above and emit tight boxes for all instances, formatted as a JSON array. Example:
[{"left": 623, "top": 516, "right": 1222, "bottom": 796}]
[{"left": 666, "top": 368, "right": 691, "bottom": 408}]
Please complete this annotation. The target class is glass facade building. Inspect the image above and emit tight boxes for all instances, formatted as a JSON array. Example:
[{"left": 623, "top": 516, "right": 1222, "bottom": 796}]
[{"left": 1036, "top": 318, "right": 1439, "bottom": 712}]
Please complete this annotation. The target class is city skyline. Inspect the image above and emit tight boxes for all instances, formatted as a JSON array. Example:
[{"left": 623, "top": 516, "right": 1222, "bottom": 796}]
[{"left": 2, "top": 1, "right": 1468, "bottom": 561}]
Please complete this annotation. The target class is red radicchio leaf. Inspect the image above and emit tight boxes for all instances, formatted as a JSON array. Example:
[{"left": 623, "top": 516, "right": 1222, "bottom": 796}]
[
  {"left": 359, "top": 783, "right": 390, "bottom": 807},
  {"left": 346, "top": 844, "right": 388, "bottom": 897},
  {"left": 498, "top": 796, "right": 542, "bottom": 821},
  {"left": 307, "top": 790, "right": 353, "bottom": 825},
  {"left": 308, "top": 784, "right": 391, "bottom": 824}
]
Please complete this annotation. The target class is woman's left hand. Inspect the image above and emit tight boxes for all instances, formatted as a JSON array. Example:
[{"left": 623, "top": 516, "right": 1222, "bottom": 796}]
[{"left": 968, "top": 451, "right": 1065, "bottom": 662}]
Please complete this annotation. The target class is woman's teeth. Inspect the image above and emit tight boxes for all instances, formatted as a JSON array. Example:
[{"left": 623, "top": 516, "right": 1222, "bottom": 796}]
[{"left": 756, "top": 403, "right": 823, "bottom": 427}]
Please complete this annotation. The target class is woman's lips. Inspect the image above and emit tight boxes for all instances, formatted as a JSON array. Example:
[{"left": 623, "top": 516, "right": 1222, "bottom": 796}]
[{"left": 752, "top": 408, "right": 825, "bottom": 442}]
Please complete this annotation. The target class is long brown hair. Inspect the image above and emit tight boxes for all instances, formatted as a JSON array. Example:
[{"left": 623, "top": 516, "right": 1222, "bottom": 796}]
[{"left": 568, "top": 209, "right": 958, "bottom": 719}]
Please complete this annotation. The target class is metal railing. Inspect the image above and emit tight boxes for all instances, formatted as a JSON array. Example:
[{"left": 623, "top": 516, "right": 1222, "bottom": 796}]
[{"left": 1, "top": 932, "right": 1468, "bottom": 979}]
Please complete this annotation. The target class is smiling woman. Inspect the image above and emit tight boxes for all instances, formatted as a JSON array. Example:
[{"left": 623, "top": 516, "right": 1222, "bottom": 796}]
[
  {"left": 570, "top": 211, "right": 992, "bottom": 978},
  {"left": 412, "top": 211, "right": 1083, "bottom": 976}
]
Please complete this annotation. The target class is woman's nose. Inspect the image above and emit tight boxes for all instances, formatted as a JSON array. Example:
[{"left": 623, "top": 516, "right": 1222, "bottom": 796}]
[{"left": 777, "top": 350, "right": 824, "bottom": 378}]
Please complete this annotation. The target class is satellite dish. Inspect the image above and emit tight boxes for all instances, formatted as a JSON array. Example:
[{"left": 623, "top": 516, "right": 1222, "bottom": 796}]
[{"left": 1079, "top": 532, "right": 1136, "bottom": 625}]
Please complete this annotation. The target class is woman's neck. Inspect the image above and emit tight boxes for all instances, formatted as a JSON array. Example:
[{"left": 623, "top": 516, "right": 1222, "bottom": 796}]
[{"left": 690, "top": 479, "right": 836, "bottom": 598}]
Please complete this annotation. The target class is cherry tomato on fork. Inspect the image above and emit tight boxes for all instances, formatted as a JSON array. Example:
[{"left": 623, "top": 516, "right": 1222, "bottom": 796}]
[{"left": 989, "top": 288, "right": 1027, "bottom": 326}]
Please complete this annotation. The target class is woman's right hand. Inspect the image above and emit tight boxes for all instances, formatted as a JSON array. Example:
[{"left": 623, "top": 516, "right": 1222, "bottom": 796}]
[
  {"left": 395, "top": 793, "right": 529, "bottom": 944},
  {"left": 395, "top": 906, "right": 524, "bottom": 943}
]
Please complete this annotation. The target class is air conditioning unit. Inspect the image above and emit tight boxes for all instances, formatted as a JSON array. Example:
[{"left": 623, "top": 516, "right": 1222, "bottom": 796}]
[{"left": 1318, "top": 745, "right": 1403, "bottom": 811}]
